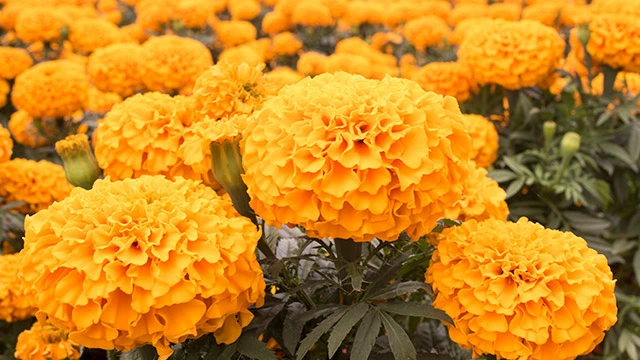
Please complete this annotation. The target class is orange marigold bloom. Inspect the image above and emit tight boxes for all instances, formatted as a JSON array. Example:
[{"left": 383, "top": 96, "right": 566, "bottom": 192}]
[
  {"left": 68, "top": 18, "right": 124, "bottom": 54},
  {"left": 134, "top": 0, "right": 173, "bottom": 32},
  {"left": 0, "top": 253, "right": 37, "bottom": 322},
  {"left": 261, "top": 11, "right": 292, "bottom": 35},
  {"left": 12, "top": 60, "right": 89, "bottom": 118},
  {"left": 449, "top": 17, "right": 493, "bottom": 45},
  {"left": 88, "top": 43, "right": 144, "bottom": 97},
  {"left": 462, "top": 114, "right": 499, "bottom": 168},
  {"left": 448, "top": 3, "right": 488, "bottom": 26},
  {"left": 14, "top": 7, "right": 71, "bottom": 43},
  {"left": 411, "top": 62, "right": 475, "bottom": 104},
  {"left": 0, "top": 78, "right": 8, "bottom": 109},
  {"left": 242, "top": 72, "right": 472, "bottom": 242},
  {"left": 229, "top": 0, "right": 261, "bottom": 21},
  {"left": 191, "top": 62, "right": 269, "bottom": 122},
  {"left": 487, "top": 3, "right": 521, "bottom": 21},
  {"left": 0, "top": 158, "right": 74, "bottom": 213},
  {"left": 590, "top": 0, "right": 640, "bottom": 17},
  {"left": 19, "top": 176, "right": 265, "bottom": 358},
  {"left": 263, "top": 67, "right": 304, "bottom": 92},
  {"left": 173, "top": 0, "right": 215, "bottom": 28},
  {"left": 291, "top": 1, "right": 334, "bottom": 27},
  {"left": 559, "top": 4, "right": 592, "bottom": 27},
  {"left": 15, "top": 321, "right": 81, "bottom": 360},
  {"left": 271, "top": 32, "right": 303, "bottom": 56},
  {"left": 297, "top": 51, "right": 328, "bottom": 76},
  {"left": 403, "top": 15, "right": 451, "bottom": 51},
  {"left": 458, "top": 19, "right": 565, "bottom": 90},
  {"left": 589, "top": 72, "right": 640, "bottom": 98},
  {"left": 139, "top": 35, "right": 213, "bottom": 94},
  {"left": 325, "top": 53, "right": 371, "bottom": 78},
  {"left": 8, "top": 110, "right": 60, "bottom": 148},
  {"left": 218, "top": 46, "right": 265, "bottom": 67},
  {"left": 457, "top": 163, "right": 508, "bottom": 222},
  {"left": 216, "top": 21, "right": 257, "bottom": 48},
  {"left": 587, "top": 14, "right": 640, "bottom": 73},
  {"left": 0, "top": 46, "right": 33, "bottom": 80},
  {"left": 84, "top": 87, "right": 122, "bottom": 113},
  {"left": 425, "top": 218, "right": 618, "bottom": 360},
  {"left": 522, "top": 3, "right": 562, "bottom": 27},
  {"left": 0, "top": 123, "right": 12, "bottom": 162}
]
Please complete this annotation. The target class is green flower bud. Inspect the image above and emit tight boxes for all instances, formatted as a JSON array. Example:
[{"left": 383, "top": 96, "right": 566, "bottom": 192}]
[
  {"left": 577, "top": 25, "right": 590, "bottom": 48},
  {"left": 560, "top": 132, "right": 581, "bottom": 159},
  {"left": 543, "top": 121, "right": 557, "bottom": 144},
  {"left": 55, "top": 134, "right": 100, "bottom": 190}
]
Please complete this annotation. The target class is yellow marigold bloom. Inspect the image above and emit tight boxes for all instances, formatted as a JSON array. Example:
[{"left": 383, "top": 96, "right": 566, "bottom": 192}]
[
  {"left": 411, "top": 62, "right": 475, "bottom": 104},
  {"left": 174, "top": 0, "right": 215, "bottom": 28},
  {"left": 218, "top": 46, "right": 264, "bottom": 67},
  {"left": 0, "top": 46, "right": 33, "bottom": 80},
  {"left": 0, "top": 3, "right": 24, "bottom": 31},
  {"left": 297, "top": 51, "right": 328, "bottom": 76},
  {"left": 403, "top": 15, "right": 451, "bottom": 51},
  {"left": 462, "top": 114, "right": 499, "bottom": 168},
  {"left": 88, "top": 43, "right": 144, "bottom": 97},
  {"left": 587, "top": 14, "right": 640, "bottom": 73},
  {"left": 93, "top": 92, "right": 195, "bottom": 180},
  {"left": 0, "top": 158, "right": 74, "bottom": 213},
  {"left": 449, "top": 17, "right": 493, "bottom": 45},
  {"left": 7, "top": 110, "right": 58, "bottom": 148},
  {"left": 458, "top": 19, "right": 565, "bottom": 90},
  {"left": 325, "top": 53, "right": 371, "bottom": 78},
  {"left": 272, "top": 32, "right": 303, "bottom": 56},
  {"left": 457, "top": 163, "right": 508, "bottom": 222},
  {"left": 487, "top": 3, "right": 521, "bottom": 21},
  {"left": 261, "top": 11, "right": 292, "bottom": 36},
  {"left": 425, "top": 218, "right": 618, "bottom": 360},
  {"left": 0, "top": 123, "right": 11, "bottom": 163},
  {"left": 291, "top": 1, "right": 334, "bottom": 27},
  {"left": 522, "top": 3, "right": 562, "bottom": 27},
  {"left": 0, "top": 253, "right": 37, "bottom": 322},
  {"left": 216, "top": 21, "right": 257, "bottom": 48},
  {"left": 242, "top": 72, "right": 472, "bottom": 242},
  {"left": 15, "top": 321, "right": 81, "bottom": 360},
  {"left": 448, "top": 3, "right": 488, "bottom": 26},
  {"left": 68, "top": 18, "right": 123, "bottom": 54},
  {"left": 140, "top": 35, "right": 213, "bottom": 94},
  {"left": 19, "top": 175, "right": 266, "bottom": 358},
  {"left": 12, "top": 60, "right": 89, "bottom": 118},
  {"left": 264, "top": 67, "right": 304, "bottom": 92},
  {"left": 229, "top": 0, "right": 261, "bottom": 21},
  {"left": 84, "top": 87, "right": 122, "bottom": 113},
  {"left": 191, "top": 62, "right": 269, "bottom": 122},
  {"left": 14, "top": 7, "right": 71, "bottom": 43}
]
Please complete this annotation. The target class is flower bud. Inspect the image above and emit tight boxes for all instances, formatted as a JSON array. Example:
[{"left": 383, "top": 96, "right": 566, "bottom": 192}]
[
  {"left": 560, "top": 132, "right": 581, "bottom": 158},
  {"left": 577, "top": 25, "right": 590, "bottom": 48},
  {"left": 55, "top": 134, "right": 100, "bottom": 189},
  {"left": 543, "top": 121, "right": 556, "bottom": 145}
]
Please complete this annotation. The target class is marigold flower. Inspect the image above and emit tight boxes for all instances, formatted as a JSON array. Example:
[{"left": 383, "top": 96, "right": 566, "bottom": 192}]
[
  {"left": 559, "top": 4, "right": 592, "bottom": 27},
  {"left": 0, "top": 46, "right": 33, "bottom": 80},
  {"left": 462, "top": 114, "right": 499, "bottom": 168},
  {"left": 8, "top": 110, "right": 59, "bottom": 148},
  {"left": 449, "top": 17, "right": 493, "bottom": 45},
  {"left": 589, "top": 72, "right": 640, "bottom": 98},
  {"left": 216, "top": 21, "right": 257, "bottom": 48},
  {"left": 448, "top": 3, "right": 488, "bottom": 26},
  {"left": 229, "top": 0, "right": 261, "bottom": 21},
  {"left": 264, "top": 67, "right": 304, "bottom": 92},
  {"left": 173, "top": 0, "right": 215, "bottom": 28},
  {"left": 242, "top": 72, "right": 471, "bottom": 242},
  {"left": 0, "top": 78, "right": 8, "bottom": 109},
  {"left": 191, "top": 62, "right": 269, "bottom": 122},
  {"left": 292, "top": 1, "right": 334, "bottom": 27},
  {"left": 12, "top": 60, "right": 89, "bottom": 118},
  {"left": 457, "top": 164, "right": 508, "bottom": 222},
  {"left": 590, "top": 0, "right": 640, "bottom": 16},
  {"left": 14, "top": 7, "right": 71, "bottom": 43},
  {"left": 587, "top": 14, "right": 640, "bottom": 73},
  {"left": 522, "top": 3, "right": 562, "bottom": 27},
  {"left": 68, "top": 18, "right": 124, "bottom": 54},
  {"left": 0, "top": 253, "right": 37, "bottom": 322},
  {"left": 140, "top": 35, "right": 213, "bottom": 94},
  {"left": 0, "top": 158, "right": 74, "bottom": 213},
  {"left": 218, "top": 46, "right": 265, "bottom": 67},
  {"left": 19, "top": 175, "right": 266, "bottom": 358},
  {"left": 297, "top": 51, "right": 328, "bottom": 76},
  {"left": 0, "top": 124, "right": 11, "bottom": 163},
  {"left": 134, "top": 0, "right": 173, "bottom": 32},
  {"left": 403, "top": 15, "right": 450, "bottom": 51},
  {"left": 87, "top": 43, "right": 144, "bottom": 97},
  {"left": 458, "top": 19, "right": 565, "bottom": 90},
  {"left": 83, "top": 87, "right": 122, "bottom": 114},
  {"left": 261, "top": 11, "right": 293, "bottom": 35},
  {"left": 15, "top": 321, "right": 81, "bottom": 360},
  {"left": 272, "top": 32, "right": 303, "bottom": 56},
  {"left": 325, "top": 53, "right": 371, "bottom": 78},
  {"left": 412, "top": 62, "right": 475, "bottom": 104},
  {"left": 426, "top": 218, "right": 618, "bottom": 360},
  {"left": 487, "top": 3, "right": 521, "bottom": 21}
]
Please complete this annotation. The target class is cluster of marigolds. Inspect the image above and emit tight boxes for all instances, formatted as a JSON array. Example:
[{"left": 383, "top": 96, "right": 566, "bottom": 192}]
[{"left": 0, "top": 0, "right": 634, "bottom": 358}]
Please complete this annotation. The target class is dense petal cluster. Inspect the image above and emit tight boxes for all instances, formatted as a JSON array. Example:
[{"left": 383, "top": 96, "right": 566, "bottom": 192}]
[
  {"left": 242, "top": 72, "right": 471, "bottom": 242},
  {"left": 8, "top": 111, "right": 59, "bottom": 148},
  {"left": 462, "top": 114, "right": 499, "bottom": 168},
  {"left": 0, "top": 46, "right": 33, "bottom": 80},
  {"left": 0, "top": 158, "right": 74, "bottom": 213},
  {"left": 19, "top": 176, "right": 265, "bottom": 358},
  {"left": 84, "top": 87, "right": 123, "bottom": 114},
  {"left": 587, "top": 14, "right": 640, "bottom": 73},
  {"left": 11, "top": 60, "right": 89, "bottom": 118},
  {"left": 426, "top": 218, "right": 617, "bottom": 360},
  {"left": 139, "top": 35, "right": 214, "bottom": 94},
  {"left": 458, "top": 19, "right": 565, "bottom": 90},
  {"left": 0, "top": 253, "right": 37, "bottom": 322},
  {"left": 0, "top": 123, "right": 12, "bottom": 163},
  {"left": 14, "top": 7, "right": 71, "bottom": 43},
  {"left": 403, "top": 15, "right": 450, "bottom": 51},
  {"left": 457, "top": 164, "right": 508, "bottom": 222},
  {"left": 15, "top": 321, "right": 81, "bottom": 360},
  {"left": 87, "top": 43, "right": 144, "bottom": 97},
  {"left": 411, "top": 62, "right": 475, "bottom": 103},
  {"left": 69, "top": 18, "right": 124, "bottom": 54}
]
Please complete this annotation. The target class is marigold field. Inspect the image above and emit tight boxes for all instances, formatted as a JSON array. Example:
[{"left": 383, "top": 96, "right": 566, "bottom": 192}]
[{"left": 0, "top": 0, "right": 639, "bottom": 360}]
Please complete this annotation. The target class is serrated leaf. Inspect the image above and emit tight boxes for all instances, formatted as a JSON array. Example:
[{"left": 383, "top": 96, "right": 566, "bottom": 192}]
[
  {"left": 634, "top": 247, "right": 640, "bottom": 290},
  {"left": 627, "top": 124, "right": 640, "bottom": 162},
  {"left": 379, "top": 311, "right": 417, "bottom": 360},
  {"left": 487, "top": 170, "right": 518, "bottom": 183},
  {"left": 283, "top": 303, "right": 336, "bottom": 354},
  {"left": 346, "top": 262, "right": 363, "bottom": 291},
  {"left": 364, "top": 252, "right": 408, "bottom": 298},
  {"left": 237, "top": 336, "right": 277, "bottom": 360},
  {"left": 600, "top": 143, "right": 638, "bottom": 171},
  {"left": 327, "top": 303, "right": 370, "bottom": 358},
  {"left": 503, "top": 157, "right": 534, "bottom": 177},
  {"left": 366, "top": 281, "right": 433, "bottom": 301},
  {"left": 563, "top": 211, "right": 610, "bottom": 234},
  {"left": 296, "top": 308, "right": 348, "bottom": 360},
  {"left": 350, "top": 310, "right": 381, "bottom": 360},
  {"left": 379, "top": 302, "right": 452, "bottom": 324},
  {"left": 505, "top": 177, "right": 525, "bottom": 199}
]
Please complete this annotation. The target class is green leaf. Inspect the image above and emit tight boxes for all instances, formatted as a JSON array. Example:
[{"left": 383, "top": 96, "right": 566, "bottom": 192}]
[
  {"left": 366, "top": 281, "right": 433, "bottom": 301},
  {"left": 379, "top": 302, "right": 452, "bottom": 324},
  {"left": 237, "top": 336, "right": 277, "bottom": 360},
  {"left": 505, "top": 178, "right": 525, "bottom": 199},
  {"left": 487, "top": 170, "right": 518, "bottom": 183},
  {"left": 633, "top": 247, "right": 640, "bottom": 290},
  {"left": 296, "top": 308, "right": 348, "bottom": 360},
  {"left": 503, "top": 157, "right": 534, "bottom": 177},
  {"left": 563, "top": 211, "right": 610, "bottom": 234},
  {"left": 346, "top": 262, "right": 363, "bottom": 292},
  {"left": 283, "top": 303, "right": 336, "bottom": 354},
  {"left": 350, "top": 310, "right": 381, "bottom": 360},
  {"left": 327, "top": 303, "right": 370, "bottom": 358},
  {"left": 121, "top": 345, "right": 158, "bottom": 360},
  {"left": 364, "top": 252, "right": 409, "bottom": 299},
  {"left": 600, "top": 143, "right": 638, "bottom": 171},
  {"left": 379, "top": 310, "right": 417, "bottom": 360},
  {"left": 627, "top": 124, "right": 640, "bottom": 162}
]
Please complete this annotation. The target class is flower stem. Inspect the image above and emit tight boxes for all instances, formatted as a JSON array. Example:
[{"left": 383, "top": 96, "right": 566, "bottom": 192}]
[
  {"left": 107, "top": 350, "right": 117, "bottom": 360},
  {"left": 602, "top": 65, "right": 619, "bottom": 99}
]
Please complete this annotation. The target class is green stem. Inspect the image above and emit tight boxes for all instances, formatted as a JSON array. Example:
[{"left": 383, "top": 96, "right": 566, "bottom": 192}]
[
  {"left": 334, "top": 238, "right": 362, "bottom": 262},
  {"left": 602, "top": 65, "right": 619, "bottom": 99},
  {"left": 107, "top": 350, "right": 117, "bottom": 360},
  {"left": 505, "top": 89, "right": 520, "bottom": 121},
  {"left": 553, "top": 154, "right": 572, "bottom": 185}
]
